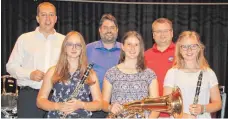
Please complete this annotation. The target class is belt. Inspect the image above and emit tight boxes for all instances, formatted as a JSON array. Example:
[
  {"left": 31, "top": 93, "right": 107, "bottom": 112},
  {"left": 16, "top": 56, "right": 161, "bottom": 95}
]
[{"left": 19, "top": 86, "right": 39, "bottom": 91}]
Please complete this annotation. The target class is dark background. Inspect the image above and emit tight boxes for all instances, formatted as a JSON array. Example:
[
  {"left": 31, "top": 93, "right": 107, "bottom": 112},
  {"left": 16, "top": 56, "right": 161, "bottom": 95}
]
[{"left": 1, "top": 0, "right": 228, "bottom": 117}]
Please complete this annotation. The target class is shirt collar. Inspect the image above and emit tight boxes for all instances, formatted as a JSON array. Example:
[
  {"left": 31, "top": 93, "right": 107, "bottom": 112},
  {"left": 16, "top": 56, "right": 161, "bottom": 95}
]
[
  {"left": 152, "top": 42, "right": 175, "bottom": 52},
  {"left": 34, "top": 27, "right": 57, "bottom": 39},
  {"left": 95, "top": 40, "right": 121, "bottom": 50}
]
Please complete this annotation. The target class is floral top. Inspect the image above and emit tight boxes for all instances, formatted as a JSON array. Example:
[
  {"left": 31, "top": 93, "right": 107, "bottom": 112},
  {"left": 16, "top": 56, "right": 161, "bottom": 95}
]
[
  {"left": 105, "top": 66, "right": 157, "bottom": 104},
  {"left": 47, "top": 70, "right": 92, "bottom": 118}
]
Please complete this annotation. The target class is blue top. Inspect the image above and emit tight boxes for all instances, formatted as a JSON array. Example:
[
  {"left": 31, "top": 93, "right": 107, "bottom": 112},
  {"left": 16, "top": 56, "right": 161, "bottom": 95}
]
[
  {"left": 86, "top": 40, "right": 121, "bottom": 90},
  {"left": 47, "top": 70, "right": 92, "bottom": 118}
]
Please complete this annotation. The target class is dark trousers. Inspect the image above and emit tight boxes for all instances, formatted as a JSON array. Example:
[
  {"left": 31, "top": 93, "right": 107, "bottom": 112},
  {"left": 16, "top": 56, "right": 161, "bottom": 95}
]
[
  {"left": 17, "top": 86, "right": 46, "bottom": 118},
  {"left": 91, "top": 110, "right": 108, "bottom": 118}
]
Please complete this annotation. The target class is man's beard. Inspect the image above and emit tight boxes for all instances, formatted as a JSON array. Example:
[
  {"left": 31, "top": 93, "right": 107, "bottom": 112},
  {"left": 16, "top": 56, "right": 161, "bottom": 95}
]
[{"left": 100, "top": 34, "right": 117, "bottom": 44}]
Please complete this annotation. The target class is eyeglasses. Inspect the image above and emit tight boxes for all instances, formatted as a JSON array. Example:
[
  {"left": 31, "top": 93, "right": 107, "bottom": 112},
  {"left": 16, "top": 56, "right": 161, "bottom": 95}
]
[
  {"left": 180, "top": 44, "right": 199, "bottom": 51},
  {"left": 153, "top": 29, "right": 172, "bottom": 35},
  {"left": 65, "top": 42, "right": 82, "bottom": 50}
]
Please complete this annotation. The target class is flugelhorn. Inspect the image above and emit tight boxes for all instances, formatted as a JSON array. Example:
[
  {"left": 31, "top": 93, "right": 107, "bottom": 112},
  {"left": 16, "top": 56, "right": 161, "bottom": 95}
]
[{"left": 107, "top": 86, "right": 183, "bottom": 118}]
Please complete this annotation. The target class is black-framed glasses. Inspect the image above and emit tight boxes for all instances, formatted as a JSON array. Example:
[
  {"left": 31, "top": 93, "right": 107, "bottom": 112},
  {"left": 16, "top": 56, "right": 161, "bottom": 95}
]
[
  {"left": 180, "top": 44, "right": 199, "bottom": 51},
  {"left": 153, "top": 29, "right": 172, "bottom": 35},
  {"left": 65, "top": 42, "right": 82, "bottom": 50}
]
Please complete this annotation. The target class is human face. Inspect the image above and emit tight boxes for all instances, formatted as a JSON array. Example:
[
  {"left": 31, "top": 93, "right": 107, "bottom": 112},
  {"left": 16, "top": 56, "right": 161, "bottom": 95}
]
[
  {"left": 180, "top": 37, "right": 200, "bottom": 62},
  {"left": 152, "top": 23, "right": 173, "bottom": 47},
  {"left": 99, "top": 20, "right": 118, "bottom": 44},
  {"left": 65, "top": 35, "right": 82, "bottom": 59},
  {"left": 122, "top": 36, "right": 140, "bottom": 60},
  {"left": 36, "top": 5, "right": 57, "bottom": 33}
]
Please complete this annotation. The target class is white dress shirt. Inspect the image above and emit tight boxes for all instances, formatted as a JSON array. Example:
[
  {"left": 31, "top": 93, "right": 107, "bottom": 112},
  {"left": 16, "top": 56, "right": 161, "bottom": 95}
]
[{"left": 6, "top": 27, "right": 65, "bottom": 89}]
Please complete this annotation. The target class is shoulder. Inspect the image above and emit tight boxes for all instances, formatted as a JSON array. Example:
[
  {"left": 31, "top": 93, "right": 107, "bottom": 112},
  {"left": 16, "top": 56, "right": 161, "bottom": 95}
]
[
  {"left": 55, "top": 32, "right": 65, "bottom": 40},
  {"left": 15, "top": 31, "right": 36, "bottom": 44},
  {"left": 47, "top": 66, "right": 56, "bottom": 75},
  {"left": 143, "top": 68, "right": 157, "bottom": 79},
  {"left": 144, "top": 48, "right": 154, "bottom": 59},
  {"left": 144, "top": 48, "right": 153, "bottom": 55},
  {"left": 144, "top": 68, "right": 155, "bottom": 74},
  {"left": 168, "top": 68, "right": 178, "bottom": 72},
  {"left": 116, "top": 41, "right": 121, "bottom": 46},
  {"left": 107, "top": 66, "right": 118, "bottom": 73},
  {"left": 203, "top": 68, "right": 216, "bottom": 76},
  {"left": 105, "top": 66, "right": 118, "bottom": 77},
  {"left": 86, "top": 41, "right": 99, "bottom": 49},
  {"left": 18, "top": 31, "right": 35, "bottom": 39},
  {"left": 166, "top": 68, "right": 178, "bottom": 75}
]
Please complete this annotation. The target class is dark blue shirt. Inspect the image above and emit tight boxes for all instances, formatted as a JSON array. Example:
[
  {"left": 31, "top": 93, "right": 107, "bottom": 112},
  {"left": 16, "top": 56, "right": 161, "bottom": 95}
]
[
  {"left": 47, "top": 71, "right": 92, "bottom": 118},
  {"left": 86, "top": 40, "right": 121, "bottom": 90}
]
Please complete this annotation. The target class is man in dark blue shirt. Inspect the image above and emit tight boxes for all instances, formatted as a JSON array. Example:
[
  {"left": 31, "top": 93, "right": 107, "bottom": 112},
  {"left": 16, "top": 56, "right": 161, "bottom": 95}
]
[{"left": 86, "top": 13, "right": 121, "bottom": 118}]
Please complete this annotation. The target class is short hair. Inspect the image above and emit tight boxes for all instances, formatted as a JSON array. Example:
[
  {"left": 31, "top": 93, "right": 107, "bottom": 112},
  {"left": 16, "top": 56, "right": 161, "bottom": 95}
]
[
  {"left": 152, "top": 18, "right": 172, "bottom": 31},
  {"left": 99, "top": 13, "right": 118, "bottom": 28},
  {"left": 37, "top": 2, "right": 56, "bottom": 15}
]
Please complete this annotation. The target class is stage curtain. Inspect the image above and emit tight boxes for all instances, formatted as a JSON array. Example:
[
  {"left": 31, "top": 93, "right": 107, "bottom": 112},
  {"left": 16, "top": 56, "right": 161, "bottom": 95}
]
[{"left": 2, "top": 0, "right": 228, "bottom": 117}]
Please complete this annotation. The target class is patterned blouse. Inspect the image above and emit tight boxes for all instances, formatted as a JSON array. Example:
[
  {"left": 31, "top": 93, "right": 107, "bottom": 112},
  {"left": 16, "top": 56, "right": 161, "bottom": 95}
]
[
  {"left": 105, "top": 66, "right": 157, "bottom": 104},
  {"left": 47, "top": 70, "right": 92, "bottom": 118}
]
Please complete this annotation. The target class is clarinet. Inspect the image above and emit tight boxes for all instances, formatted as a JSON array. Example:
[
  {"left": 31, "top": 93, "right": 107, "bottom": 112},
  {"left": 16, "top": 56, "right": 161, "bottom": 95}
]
[
  {"left": 193, "top": 71, "right": 203, "bottom": 104},
  {"left": 59, "top": 63, "right": 94, "bottom": 118},
  {"left": 192, "top": 71, "right": 203, "bottom": 116}
]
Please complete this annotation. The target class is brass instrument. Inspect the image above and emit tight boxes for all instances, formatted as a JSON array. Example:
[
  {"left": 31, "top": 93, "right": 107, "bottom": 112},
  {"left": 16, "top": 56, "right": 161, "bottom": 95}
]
[{"left": 107, "top": 87, "right": 183, "bottom": 118}]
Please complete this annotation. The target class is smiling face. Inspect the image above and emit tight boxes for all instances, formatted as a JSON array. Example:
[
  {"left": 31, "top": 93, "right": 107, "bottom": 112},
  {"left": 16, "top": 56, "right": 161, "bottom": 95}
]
[
  {"left": 152, "top": 22, "right": 173, "bottom": 47},
  {"left": 36, "top": 3, "right": 57, "bottom": 33},
  {"left": 99, "top": 19, "right": 118, "bottom": 44},
  {"left": 122, "top": 36, "right": 140, "bottom": 60},
  {"left": 65, "top": 34, "right": 82, "bottom": 59},
  {"left": 179, "top": 37, "right": 200, "bottom": 62}
]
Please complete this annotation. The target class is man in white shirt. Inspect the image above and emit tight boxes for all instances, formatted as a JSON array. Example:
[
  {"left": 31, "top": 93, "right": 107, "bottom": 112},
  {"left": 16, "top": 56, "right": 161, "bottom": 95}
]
[{"left": 6, "top": 2, "right": 65, "bottom": 118}]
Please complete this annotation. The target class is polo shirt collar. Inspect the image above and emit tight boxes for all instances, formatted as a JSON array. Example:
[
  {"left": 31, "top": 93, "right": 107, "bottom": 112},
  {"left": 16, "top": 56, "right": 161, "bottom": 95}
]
[
  {"left": 34, "top": 27, "right": 57, "bottom": 39},
  {"left": 95, "top": 40, "right": 121, "bottom": 50},
  {"left": 152, "top": 42, "right": 175, "bottom": 52}
]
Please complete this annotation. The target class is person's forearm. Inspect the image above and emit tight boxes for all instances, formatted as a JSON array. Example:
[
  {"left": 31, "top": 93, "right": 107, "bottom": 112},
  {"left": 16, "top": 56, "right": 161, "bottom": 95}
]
[
  {"left": 83, "top": 100, "right": 102, "bottom": 111},
  {"left": 6, "top": 64, "right": 33, "bottom": 81},
  {"left": 204, "top": 101, "right": 222, "bottom": 113},
  {"left": 102, "top": 101, "right": 110, "bottom": 112},
  {"left": 37, "top": 98, "right": 58, "bottom": 111}
]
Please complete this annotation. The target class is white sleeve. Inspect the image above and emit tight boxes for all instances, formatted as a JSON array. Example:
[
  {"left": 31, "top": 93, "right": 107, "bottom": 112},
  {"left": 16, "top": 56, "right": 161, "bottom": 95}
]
[
  {"left": 6, "top": 35, "right": 33, "bottom": 81},
  {"left": 163, "top": 68, "right": 176, "bottom": 88},
  {"left": 208, "top": 69, "right": 219, "bottom": 88}
]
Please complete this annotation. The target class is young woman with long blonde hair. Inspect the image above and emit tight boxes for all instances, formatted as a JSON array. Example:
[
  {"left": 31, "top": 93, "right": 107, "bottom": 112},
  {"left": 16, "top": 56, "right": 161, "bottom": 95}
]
[
  {"left": 37, "top": 31, "right": 102, "bottom": 118},
  {"left": 164, "top": 31, "right": 221, "bottom": 118}
]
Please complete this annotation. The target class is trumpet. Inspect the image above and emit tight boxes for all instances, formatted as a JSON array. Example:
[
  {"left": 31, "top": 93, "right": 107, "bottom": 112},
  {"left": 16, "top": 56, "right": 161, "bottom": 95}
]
[{"left": 107, "top": 86, "right": 183, "bottom": 118}]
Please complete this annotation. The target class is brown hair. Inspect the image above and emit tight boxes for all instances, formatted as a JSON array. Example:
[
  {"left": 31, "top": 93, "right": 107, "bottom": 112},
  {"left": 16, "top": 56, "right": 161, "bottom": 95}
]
[
  {"left": 99, "top": 13, "right": 118, "bottom": 28},
  {"left": 152, "top": 18, "right": 172, "bottom": 31},
  {"left": 37, "top": 2, "right": 56, "bottom": 15},
  {"left": 118, "top": 31, "right": 146, "bottom": 72},
  {"left": 52, "top": 31, "right": 93, "bottom": 84},
  {"left": 173, "top": 31, "right": 210, "bottom": 70}
]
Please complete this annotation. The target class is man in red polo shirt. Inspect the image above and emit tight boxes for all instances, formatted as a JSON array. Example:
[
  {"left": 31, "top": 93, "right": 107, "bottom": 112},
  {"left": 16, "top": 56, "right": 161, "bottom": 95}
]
[{"left": 145, "top": 18, "right": 175, "bottom": 118}]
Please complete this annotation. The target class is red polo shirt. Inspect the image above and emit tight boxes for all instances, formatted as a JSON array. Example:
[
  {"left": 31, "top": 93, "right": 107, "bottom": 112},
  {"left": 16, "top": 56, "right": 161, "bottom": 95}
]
[{"left": 145, "top": 42, "right": 175, "bottom": 117}]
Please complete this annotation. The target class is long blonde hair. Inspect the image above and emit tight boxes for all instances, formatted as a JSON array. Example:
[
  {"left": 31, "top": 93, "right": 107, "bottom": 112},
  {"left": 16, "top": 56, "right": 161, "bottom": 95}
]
[
  {"left": 52, "top": 31, "right": 91, "bottom": 83},
  {"left": 173, "top": 31, "right": 209, "bottom": 70}
]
